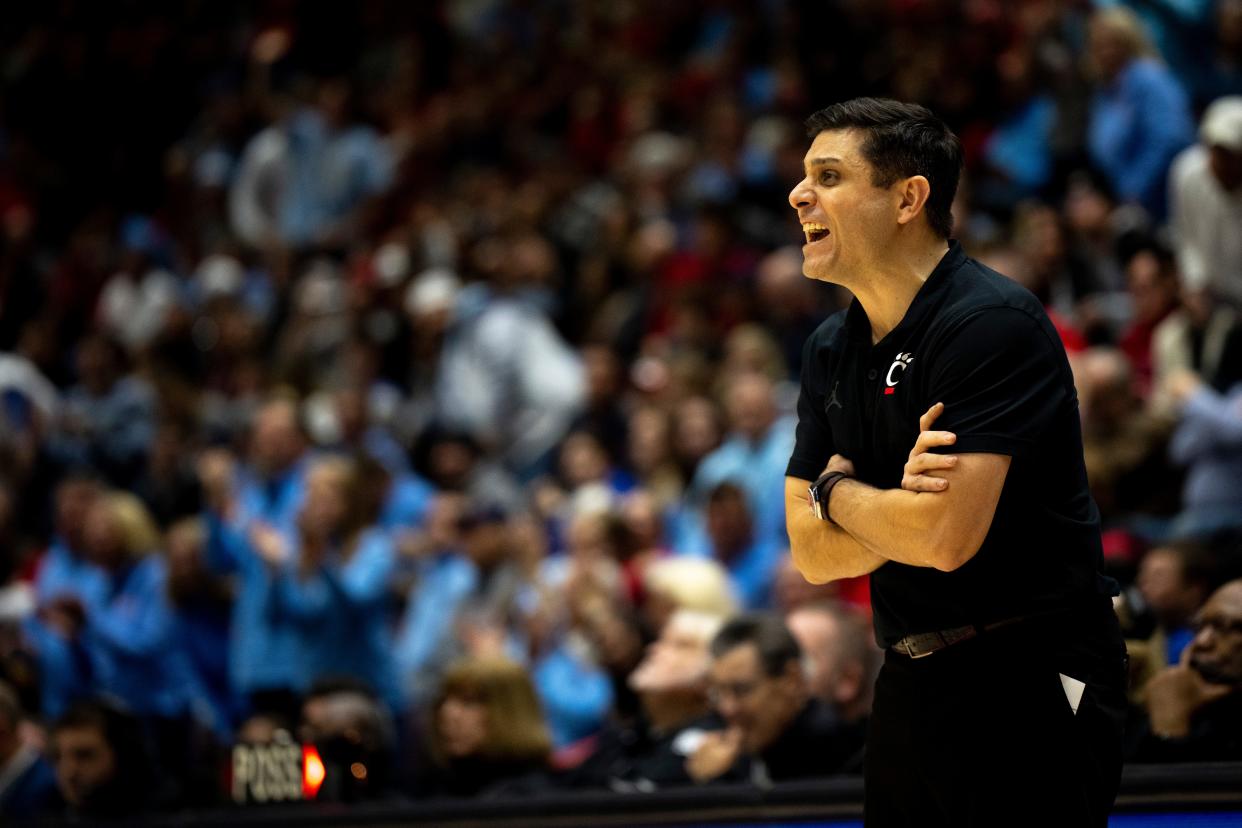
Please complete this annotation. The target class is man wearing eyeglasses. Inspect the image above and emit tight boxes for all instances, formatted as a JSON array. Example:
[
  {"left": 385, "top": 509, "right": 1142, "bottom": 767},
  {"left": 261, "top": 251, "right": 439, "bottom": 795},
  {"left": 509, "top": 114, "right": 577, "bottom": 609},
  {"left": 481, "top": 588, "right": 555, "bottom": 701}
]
[
  {"left": 1136, "top": 579, "right": 1242, "bottom": 761},
  {"left": 685, "top": 614, "right": 862, "bottom": 784}
]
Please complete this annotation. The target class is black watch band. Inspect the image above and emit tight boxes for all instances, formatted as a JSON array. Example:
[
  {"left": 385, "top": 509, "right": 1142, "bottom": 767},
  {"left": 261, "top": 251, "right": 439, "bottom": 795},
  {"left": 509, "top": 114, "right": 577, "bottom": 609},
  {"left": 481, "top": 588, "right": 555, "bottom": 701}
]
[{"left": 809, "top": 470, "right": 849, "bottom": 523}]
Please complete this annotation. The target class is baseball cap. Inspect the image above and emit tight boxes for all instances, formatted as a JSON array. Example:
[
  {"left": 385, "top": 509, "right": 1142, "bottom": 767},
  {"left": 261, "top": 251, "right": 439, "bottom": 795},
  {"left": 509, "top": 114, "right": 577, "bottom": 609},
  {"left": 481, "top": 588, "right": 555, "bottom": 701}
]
[{"left": 1200, "top": 96, "right": 1242, "bottom": 153}]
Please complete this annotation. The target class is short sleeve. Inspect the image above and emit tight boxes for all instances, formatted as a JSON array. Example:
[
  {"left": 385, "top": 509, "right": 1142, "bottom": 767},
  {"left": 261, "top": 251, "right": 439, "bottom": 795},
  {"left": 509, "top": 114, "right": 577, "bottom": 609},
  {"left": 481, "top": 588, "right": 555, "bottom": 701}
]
[
  {"left": 786, "top": 337, "right": 836, "bottom": 480},
  {"left": 924, "top": 307, "right": 1070, "bottom": 456}
]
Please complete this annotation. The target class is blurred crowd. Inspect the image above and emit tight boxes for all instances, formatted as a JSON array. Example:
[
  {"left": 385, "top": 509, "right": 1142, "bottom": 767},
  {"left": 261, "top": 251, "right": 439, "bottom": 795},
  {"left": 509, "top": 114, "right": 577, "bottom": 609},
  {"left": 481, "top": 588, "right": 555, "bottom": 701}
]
[{"left": 1, "top": 0, "right": 1242, "bottom": 821}]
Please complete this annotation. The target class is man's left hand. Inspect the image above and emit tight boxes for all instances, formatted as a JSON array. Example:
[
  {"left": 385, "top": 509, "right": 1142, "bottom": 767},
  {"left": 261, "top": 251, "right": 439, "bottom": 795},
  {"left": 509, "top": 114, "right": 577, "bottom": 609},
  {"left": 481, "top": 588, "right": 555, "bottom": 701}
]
[{"left": 902, "top": 402, "right": 957, "bottom": 493}]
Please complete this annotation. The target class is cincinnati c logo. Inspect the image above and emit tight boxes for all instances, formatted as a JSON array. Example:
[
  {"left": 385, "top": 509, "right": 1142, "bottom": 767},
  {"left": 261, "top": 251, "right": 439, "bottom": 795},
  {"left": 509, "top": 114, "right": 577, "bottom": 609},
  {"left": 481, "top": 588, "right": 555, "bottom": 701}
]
[{"left": 885, "top": 353, "right": 914, "bottom": 394}]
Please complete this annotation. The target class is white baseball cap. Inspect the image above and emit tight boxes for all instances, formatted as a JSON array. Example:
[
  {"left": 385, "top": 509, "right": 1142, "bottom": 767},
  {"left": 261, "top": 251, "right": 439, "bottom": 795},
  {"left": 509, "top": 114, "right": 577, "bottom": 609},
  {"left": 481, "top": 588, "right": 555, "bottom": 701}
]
[{"left": 1201, "top": 96, "right": 1242, "bottom": 153}]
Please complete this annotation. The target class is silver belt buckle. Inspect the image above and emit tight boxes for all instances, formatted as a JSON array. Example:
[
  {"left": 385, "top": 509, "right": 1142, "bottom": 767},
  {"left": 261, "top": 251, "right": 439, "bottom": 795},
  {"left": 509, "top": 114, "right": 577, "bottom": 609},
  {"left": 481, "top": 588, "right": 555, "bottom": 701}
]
[{"left": 903, "top": 633, "right": 939, "bottom": 659}]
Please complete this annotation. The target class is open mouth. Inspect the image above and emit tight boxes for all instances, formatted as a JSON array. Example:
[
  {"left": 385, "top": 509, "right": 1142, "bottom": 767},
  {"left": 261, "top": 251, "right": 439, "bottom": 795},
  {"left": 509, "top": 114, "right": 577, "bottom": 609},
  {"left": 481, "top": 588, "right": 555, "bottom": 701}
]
[{"left": 801, "top": 222, "right": 830, "bottom": 244}]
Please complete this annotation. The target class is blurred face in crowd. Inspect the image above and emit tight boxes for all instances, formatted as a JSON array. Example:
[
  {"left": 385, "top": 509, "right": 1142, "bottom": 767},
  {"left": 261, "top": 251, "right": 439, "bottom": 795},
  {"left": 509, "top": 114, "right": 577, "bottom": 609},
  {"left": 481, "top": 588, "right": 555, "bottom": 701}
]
[
  {"left": 55, "top": 479, "right": 98, "bottom": 550},
  {"left": 237, "top": 714, "right": 283, "bottom": 745},
  {"left": 82, "top": 500, "right": 125, "bottom": 570},
  {"left": 709, "top": 642, "right": 805, "bottom": 754},
  {"left": 725, "top": 373, "right": 776, "bottom": 442},
  {"left": 428, "top": 438, "right": 476, "bottom": 489},
  {"left": 706, "top": 489, "right": 753, "bottom": 560},
  {"left": 773, "top": 558, "right": 840, "bottom": 614},
  {"left": 786, "top": 607, "right": 861, "bottom": 710},
  {"left": 629, "top": 612, "right": 714, "bottom": 694},
  {"left": 788, "top": 129, "right": 903, "bottom": 287},
  {"left": 1137, "top": 548, "right": 1207, "bottom": 628},
  {"left": 461, "top": 517, "right": 509, "bottom": 569},
  {"left": 621, "top": 489, "right": 662, "bottom": 551},
  {"left": 566, "top": 512, "right": 610, "bottom": 562},
  {"left": 75, "top": 337, "right": 117, "bottom": 396},
  {"left": 1187, "top": 581, "right": 1242, "bottom": 686},
  {"left": 1087, "top": 14, "right": 1134, "bottom": 82},
  {"left": 627, "top": 407, "right": 671, "bottom": 476},
  {"left": 301, "top": 461, "right": 350, "bottom": 539},
  {"left": 582, "top": 345, "right": 622, "bottom": 408},
  {"left": 1126, "top": 252, "right": 1177, "bottom": 325},
  {"left": 437, "top": 694, "right": 487, "bottom": 759},
  {"left": 675, "top": 396, "right": 721, "bottom": 467},
  {"left": 333, "top": 388, "right": 368, "bottom": 444},
  {"left": 249, "top": 400, "right": 305, "bottom": 477},
  {"left": 559, "top": 431, "right": 609, "bottom": 488},
  {"left": 165, "top": 519, "right": 211, "bottom": 603},
  {"left": 52, "top": 725, "right": 117, "bottom": 808},
  {"left": 1073, "top": 348, "right": 1134, "bottom": 432}
]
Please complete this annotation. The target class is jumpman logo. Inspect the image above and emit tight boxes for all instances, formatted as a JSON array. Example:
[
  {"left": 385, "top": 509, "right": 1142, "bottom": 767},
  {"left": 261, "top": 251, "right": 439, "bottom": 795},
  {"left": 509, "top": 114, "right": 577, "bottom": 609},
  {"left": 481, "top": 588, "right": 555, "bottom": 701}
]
[{"left": 825, "top": 381, "right": 843, "bottom": 412}]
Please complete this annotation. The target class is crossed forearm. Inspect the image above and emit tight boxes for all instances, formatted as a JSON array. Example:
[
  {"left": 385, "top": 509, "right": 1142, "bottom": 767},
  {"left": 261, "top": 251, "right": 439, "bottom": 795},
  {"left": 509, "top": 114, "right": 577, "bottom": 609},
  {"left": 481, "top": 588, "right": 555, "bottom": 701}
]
[
  {"left": 786, "top": 478, "right": 955, "bottom": 583},
  {"left": 827, "top": 479, "right": 951, "bottom": 569},
  {"left": 786, "top": 493, "right": 887, "bottom": 583}
]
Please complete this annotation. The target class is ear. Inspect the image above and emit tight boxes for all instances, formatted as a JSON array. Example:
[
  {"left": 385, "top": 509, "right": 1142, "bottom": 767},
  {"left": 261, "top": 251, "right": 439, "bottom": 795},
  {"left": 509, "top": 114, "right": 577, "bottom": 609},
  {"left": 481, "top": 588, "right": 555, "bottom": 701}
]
[{"left": 895, "top": 175, "right": 932, "bottom": 227}]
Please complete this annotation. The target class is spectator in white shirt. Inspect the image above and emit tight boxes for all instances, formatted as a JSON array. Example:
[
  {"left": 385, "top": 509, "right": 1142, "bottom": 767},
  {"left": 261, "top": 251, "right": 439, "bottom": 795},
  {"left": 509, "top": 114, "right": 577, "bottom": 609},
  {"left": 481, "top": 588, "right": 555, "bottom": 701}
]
[{"left": 1169, "top": 97, "right": 1242, "bottom": 308}]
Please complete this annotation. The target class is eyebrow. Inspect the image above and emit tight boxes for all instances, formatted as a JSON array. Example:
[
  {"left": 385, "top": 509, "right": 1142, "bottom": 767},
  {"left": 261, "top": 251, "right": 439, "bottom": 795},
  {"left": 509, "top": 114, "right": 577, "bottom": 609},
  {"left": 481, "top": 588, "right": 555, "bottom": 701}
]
[{"left": 805, "top": 157, "right": 842, "bottom": 171}]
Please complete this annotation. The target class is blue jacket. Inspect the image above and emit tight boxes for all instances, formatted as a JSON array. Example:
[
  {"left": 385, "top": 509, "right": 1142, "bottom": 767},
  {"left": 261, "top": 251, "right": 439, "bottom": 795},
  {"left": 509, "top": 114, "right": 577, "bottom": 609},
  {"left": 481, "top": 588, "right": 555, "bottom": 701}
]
[
  {"left": 233, "top": 459, "right": 310, "bottom": 538},
  {"left": 1088, "top": 58, "right": 1194, "bottom": 218},
  {"left": 1170, "top": 383, "right": 1242, "bottom": 535},
  {"left": 204, "top": 513, "right": 302, "bottom": 697},
  {"left": 394, "top": 550, "right": 477, "bottom": 705},
  {"left": 27, "top": 540, "right": 109, "bottom": 716},
  {"left": 268, "top": 527, "right": 401, "bottom": 710},
  {"left": 84, "top": 556, "right": 190, "bottom": 718}
]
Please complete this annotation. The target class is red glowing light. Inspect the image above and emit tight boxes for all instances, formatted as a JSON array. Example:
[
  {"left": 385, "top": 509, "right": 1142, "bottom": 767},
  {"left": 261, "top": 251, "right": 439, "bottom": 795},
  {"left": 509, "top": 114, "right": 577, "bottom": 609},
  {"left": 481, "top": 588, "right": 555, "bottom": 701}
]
[{"left": 302, "top": 745, "right": 325, "bottom": 799}]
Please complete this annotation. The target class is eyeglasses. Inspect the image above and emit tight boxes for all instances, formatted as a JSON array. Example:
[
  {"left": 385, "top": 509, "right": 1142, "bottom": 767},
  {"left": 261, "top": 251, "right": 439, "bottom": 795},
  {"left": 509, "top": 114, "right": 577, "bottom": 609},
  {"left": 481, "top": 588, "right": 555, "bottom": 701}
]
[
  {"left": 1191, "top": 615, "right": 1242, "bottom": 636},
  {"left": 707, "top": 680, "right": 763, "bottom": 706}
]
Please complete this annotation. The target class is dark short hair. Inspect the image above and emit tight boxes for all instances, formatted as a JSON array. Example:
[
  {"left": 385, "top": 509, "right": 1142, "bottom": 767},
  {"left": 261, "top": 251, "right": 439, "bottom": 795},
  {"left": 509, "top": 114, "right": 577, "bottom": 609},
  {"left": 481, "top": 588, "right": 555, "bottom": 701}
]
[
  {"left": 707, "top": 480, "right": 747, "bottom": 508},
  {"left": 710, "top": 613, "right": 802, "bottom": 677},
  {"left": 805, "top": 97, "right": 963, "bottom": 239}
]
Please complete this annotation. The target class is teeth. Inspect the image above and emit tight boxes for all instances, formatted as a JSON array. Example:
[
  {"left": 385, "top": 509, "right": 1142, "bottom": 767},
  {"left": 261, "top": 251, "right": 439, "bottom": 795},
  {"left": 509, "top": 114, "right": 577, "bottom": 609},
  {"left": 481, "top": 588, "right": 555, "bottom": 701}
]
[{"left": 801, "top": 223, "right": 828, "bottom": 232}]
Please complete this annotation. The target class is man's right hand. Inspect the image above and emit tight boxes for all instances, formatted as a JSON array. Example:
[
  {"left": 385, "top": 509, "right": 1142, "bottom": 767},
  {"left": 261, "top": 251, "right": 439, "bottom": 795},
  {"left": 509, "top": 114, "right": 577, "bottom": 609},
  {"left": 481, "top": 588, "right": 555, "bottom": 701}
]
[
  {"left": 1145, "top": 657, "right": 1234, "bottom": 739},
  {"left": 686, "top": 728, "right": 743, "bottom": 782},
  {"left": 902, "top": 402, "right": 957, "bottom": 493}
]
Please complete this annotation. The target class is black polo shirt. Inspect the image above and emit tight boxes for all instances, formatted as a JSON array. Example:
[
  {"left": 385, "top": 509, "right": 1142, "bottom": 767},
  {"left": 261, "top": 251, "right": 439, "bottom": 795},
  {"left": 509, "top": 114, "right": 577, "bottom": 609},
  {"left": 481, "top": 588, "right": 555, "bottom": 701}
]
[{"left": 786, "top": 242, "right": 1117, "bottom": 648}]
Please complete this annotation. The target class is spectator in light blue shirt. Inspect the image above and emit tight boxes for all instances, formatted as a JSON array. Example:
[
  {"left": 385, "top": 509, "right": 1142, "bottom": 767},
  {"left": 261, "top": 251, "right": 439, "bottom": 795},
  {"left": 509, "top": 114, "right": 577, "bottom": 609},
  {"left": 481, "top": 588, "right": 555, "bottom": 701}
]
[
  {"left": 1167, "top": 370, "right": 1242, "bottom": 537},
  {"left": 77, "top": 493, "right": 190, "bottom": 721},
  {"left": 264, "top": 457, "right": 401, "bottom": 712},
  {"left": 394, "top": 494, "right": 478, "bottom": 707},
  {"left": 703, "top": 482, "right": 783, "bottom": 610},
  {"left": 26, "top": 475, "right": 108, "bottom": 719},
  {"left": 684, "top": 372, "right": 795, "bottom": 552},
  {"left": 53, "top": 336, "right": 155, "bottom": 488},
  {"left": 1086, "top": 7, "right": 1195, "bottom": 219},
  {"left": 165, "top": 517, "right": 236, "bottom": 740},
  {"left": 229, "top": 78, "right": 394, "bottom": 251},
  {"left": 232, "top": 396, "right": 311, "bottom": 537}
]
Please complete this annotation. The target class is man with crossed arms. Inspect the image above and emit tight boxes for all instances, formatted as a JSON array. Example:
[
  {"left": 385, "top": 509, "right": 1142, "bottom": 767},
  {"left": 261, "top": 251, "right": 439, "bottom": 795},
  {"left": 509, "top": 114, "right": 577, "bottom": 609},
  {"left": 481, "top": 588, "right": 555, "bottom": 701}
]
[{"left": 784, "top": 98, "right": 1127, "bottom": 827}]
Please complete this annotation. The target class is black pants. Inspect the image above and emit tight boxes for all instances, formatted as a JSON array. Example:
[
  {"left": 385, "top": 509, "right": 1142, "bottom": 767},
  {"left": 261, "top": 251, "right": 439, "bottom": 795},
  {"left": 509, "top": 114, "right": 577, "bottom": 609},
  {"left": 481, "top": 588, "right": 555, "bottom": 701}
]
[{"left": 864, "top": 610, "right": 1128, "bottom": 828}]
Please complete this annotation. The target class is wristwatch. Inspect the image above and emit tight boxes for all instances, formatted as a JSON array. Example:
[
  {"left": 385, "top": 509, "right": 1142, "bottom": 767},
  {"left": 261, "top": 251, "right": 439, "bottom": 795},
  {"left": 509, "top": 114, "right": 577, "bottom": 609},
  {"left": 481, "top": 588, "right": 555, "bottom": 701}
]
[{"left": 809, "top": 470, "right": 849, "bottom": 523}]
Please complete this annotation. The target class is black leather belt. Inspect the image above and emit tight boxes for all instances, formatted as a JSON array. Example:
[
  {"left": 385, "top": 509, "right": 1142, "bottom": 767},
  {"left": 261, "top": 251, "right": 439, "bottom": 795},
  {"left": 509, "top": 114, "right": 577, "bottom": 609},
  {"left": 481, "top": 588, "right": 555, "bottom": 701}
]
[{"left": 891, "top": 615, "right": 1029, "bottom": 659}]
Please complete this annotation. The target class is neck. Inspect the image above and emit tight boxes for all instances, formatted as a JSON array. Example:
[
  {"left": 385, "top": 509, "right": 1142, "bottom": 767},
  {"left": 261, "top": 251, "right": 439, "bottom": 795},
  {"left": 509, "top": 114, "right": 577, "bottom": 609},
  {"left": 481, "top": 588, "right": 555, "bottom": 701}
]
[
  {"left": 641, "top": 690, "right": 708, "bottom": 732},
  {"left": 845, "top": 236, "right": 949, "bottom": 344}
]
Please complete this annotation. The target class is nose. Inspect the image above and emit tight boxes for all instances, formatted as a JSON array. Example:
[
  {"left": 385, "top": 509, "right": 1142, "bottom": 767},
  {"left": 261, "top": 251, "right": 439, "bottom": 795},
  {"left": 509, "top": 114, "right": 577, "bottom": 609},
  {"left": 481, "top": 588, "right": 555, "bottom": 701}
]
[
  {"left": 789, "top": 177, "right": 813, "bottom": 211},
  {"left": 1192, "top": 624, "right": 1216, "bottom": 650}
]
